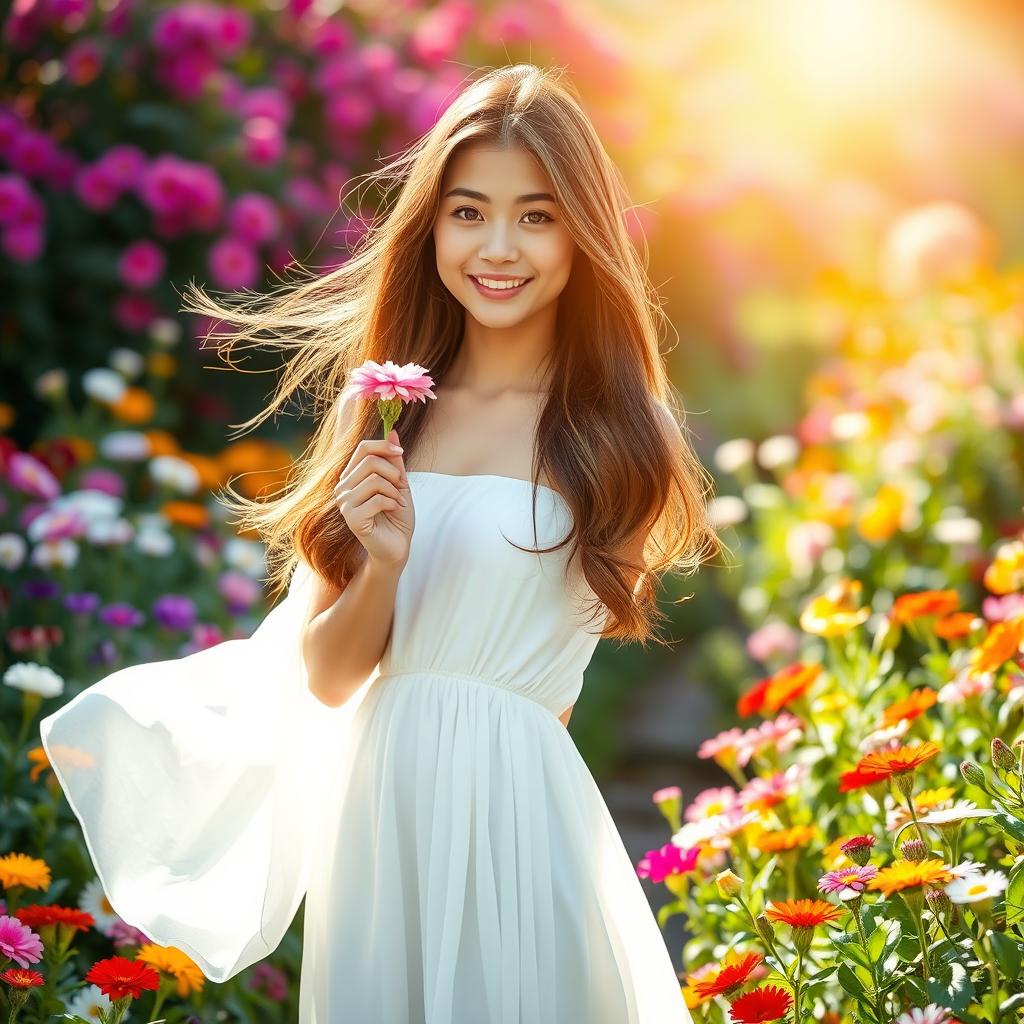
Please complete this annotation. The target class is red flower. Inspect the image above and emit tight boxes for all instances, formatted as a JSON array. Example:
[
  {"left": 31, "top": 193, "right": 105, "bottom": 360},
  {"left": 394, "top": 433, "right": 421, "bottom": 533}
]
[
  {"left": 729, "top": 985, "right": 794, "bottom": 1024},
  {"left": 15, "top": 904, "right": 95, "bottom": 933},
  {"left": 0, "top": 967, "right": 45, "bottom": 988},
  {"left": 692, "top": 952, "right": 764, "bottom": 998},
  {"left": 84, "top": 956, "right": 161, "bottom": 1001}
]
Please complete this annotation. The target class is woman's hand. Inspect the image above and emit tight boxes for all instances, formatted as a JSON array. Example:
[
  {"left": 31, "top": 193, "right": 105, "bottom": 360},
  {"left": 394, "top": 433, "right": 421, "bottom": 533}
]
[{"left": 333, "top": 428, "right": 414, "bottom": 570}]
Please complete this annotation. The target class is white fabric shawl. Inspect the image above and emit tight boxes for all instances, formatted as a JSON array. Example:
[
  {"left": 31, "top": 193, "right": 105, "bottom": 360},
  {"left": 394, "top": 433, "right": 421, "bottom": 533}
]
[{"left": 38, "top": 558, "right": 378, "bottom": 983}]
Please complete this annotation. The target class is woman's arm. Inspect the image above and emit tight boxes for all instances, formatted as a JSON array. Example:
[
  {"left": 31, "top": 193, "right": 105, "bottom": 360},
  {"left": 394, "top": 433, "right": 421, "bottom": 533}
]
[{"left": 301, "top": 396, "right": 406, "bottom": 708}]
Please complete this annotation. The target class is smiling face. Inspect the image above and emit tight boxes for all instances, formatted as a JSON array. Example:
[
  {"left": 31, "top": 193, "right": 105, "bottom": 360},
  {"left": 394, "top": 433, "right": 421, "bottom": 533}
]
[{"left": 432, "top": 142, "right": 576, "bottom": 328}]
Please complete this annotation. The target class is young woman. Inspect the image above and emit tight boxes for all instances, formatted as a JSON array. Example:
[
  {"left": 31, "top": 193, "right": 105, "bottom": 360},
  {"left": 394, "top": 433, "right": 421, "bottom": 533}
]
[{"left": 41, "top": 63, "right": 721, "bottom": 1022}]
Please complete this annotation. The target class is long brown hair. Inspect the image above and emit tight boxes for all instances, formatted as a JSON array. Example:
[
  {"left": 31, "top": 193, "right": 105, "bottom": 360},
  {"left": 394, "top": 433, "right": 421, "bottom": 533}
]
[{"left": 180, "top": 62, "right": 725, "bottom": 646}]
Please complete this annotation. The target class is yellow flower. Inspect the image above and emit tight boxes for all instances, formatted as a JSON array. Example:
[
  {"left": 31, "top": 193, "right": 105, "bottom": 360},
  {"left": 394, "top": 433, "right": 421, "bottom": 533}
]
[
  {"left": 0, "top": 852, "right": 52, "bottom": 891},
  {"left": 914, "top": 787, "right": 957, "bottom": 811},
  {"left": 147, "top": 352, "right": 178, "bottom": 378},
  {"left": 813, "top": 691, "right": 851, "bottom": 715},
  {"left": 800, "top": 579, "right": 871, "bottom": 636},
  {"left": 857, "top": 483, "right": 906, "bottom": 543},
  {"left": 983, "top": 538, "right": 1024, "bottom": 595},
  {"left": 136, "top": 944, "right": 205, "bottom": 998}
]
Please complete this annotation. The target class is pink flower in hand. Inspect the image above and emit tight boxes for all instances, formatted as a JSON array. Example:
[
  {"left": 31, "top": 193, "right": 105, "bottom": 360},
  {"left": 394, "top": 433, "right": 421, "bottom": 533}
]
[{"left": 340, "top": 359, "right": 436, "bottom": 438}]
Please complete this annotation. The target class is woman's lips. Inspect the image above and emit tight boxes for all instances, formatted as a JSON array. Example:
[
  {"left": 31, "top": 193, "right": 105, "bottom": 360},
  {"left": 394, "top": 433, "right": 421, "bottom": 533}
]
[{"left": 468, "top": 275, "right": 533, "bottom": 300}]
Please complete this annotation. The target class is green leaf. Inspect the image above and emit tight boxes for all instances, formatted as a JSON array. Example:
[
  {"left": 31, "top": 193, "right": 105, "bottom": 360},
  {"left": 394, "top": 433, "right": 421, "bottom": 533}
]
[
  {"left": 1006, "top": 861, "right": 1024, "bottom": 927},
  {"left": 837, "top": 963, "right": 866, "bottom": 997},
  {"left": 867, "top": 924, "right": 887, "bottom": 961},
  {"left": 1000, "top": 992, "right": 1024, "bottom": 1014},
  {"left": 927, "top": 960, "right": 975, "bottom": 1013},
  {"left": 657, "top": 898, "right": 686, "bottom": 930},
  {"left": 987, "top": 811, "right": 1024, "bottom": 846},
  {"left": 988, "top": 930, "right": 1022, "bottom": 979},
  {"left": 833, "top": 931, "right": 873, "bottom": 970}
]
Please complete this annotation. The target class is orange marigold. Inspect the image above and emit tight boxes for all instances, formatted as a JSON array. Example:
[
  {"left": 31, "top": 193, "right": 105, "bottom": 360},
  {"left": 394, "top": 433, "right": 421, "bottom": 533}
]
[
  {"left": 889, "top": 589, "right": 960, "bottom": 625},
  {"left": 934, "top": 612, "right": 978, "bottom": 640},
  {"left": 763, "top": 898, "right": 845, "bottom": 929},
  {"left": 868, "top": 858, "right": 953, "bottom": 898},
  {"left": 751, "top": 825, "right": 817, "bottom": 854},
  {"left": 851, "top": 741, "right": 941, "bottom": 783},
  {"left": 971, "top": 619, "right": 1024, "bottom": 676},
  {"left": 160, "top": 501, "right": 210, "bottom": 530},
  {"left": 762, "top": 663, "right": 821, "bottom": 714},
  {"left": 135, "top": 944, "right": 205, "bottom": 998},
  {"left": 880, "top": 687, "right": 937, "bottom": 727}
]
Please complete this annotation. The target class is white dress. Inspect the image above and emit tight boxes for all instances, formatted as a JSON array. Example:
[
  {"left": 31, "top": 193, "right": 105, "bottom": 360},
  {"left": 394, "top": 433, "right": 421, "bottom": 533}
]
[{"left": 39, "top": 470, "right": 692, "bottom": 1024}]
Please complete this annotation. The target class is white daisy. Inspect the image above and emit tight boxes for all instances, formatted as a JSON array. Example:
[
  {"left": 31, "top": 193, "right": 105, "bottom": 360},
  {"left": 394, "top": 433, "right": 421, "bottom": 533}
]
[
  {"left": 82, "top": 367, "right": 126, "bottom": 404},
  {"left": 3, "top": 661, "right": 65, "bottom": 699},
  {"left": 0, "top": 533, "right": 27, "bottom": 571},
  {"left": 944, "top": 870, "right": 1009, "bottom": 904},
  {"left": 64, "top": 983, "right": 131, "bottom": 1021},
  {"left": 149, "top": 455, "right": 200, "bottom": 494},
  {"left": 77, "top": 877, "right": 120, "bottom": 935}
]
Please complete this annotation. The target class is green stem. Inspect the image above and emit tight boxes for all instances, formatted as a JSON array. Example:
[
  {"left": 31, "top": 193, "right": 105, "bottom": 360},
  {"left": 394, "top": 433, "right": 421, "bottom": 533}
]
[
  {"left": 912, "top": 907, "right": 933, "bottom": 979},
  {"left": 852, "top": 902, "right": 885, "bottom": 1020}
]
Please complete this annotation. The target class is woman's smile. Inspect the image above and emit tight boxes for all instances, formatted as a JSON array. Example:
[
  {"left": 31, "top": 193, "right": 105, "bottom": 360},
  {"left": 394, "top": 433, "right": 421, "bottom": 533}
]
[{"left": 467, "top": 273, "right": 534, "bottom": 299}]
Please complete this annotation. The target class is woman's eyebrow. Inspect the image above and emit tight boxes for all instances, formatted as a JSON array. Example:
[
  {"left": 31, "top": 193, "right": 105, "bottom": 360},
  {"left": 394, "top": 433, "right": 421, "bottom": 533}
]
[{"left": 443, "top": 187, "right": 556, "bottom": 203}]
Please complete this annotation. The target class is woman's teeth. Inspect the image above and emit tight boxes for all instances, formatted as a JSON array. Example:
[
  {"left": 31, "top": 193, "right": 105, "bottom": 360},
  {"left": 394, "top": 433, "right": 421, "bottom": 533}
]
[{"left": 474, "top": 277, "right": 528, "bottom": 289}]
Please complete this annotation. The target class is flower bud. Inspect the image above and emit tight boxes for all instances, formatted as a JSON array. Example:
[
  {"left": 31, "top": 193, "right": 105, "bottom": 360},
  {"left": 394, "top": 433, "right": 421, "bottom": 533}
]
[
  {"left": 715, "top": 869, "right": 744, "bottom": 898},
  {"left": 893, "top": 770, "right": 916, "bottom": 800},
  {"left": 960, "top": 759, "right": 987, "bottom": 789},
  {"left": 992, "top": 737, "right": 1017, "bottom": 773},
  {"left": 754, "top": 913, "right": 776, "bottom": 947},
  {"left": 900, "top": 838, "right": 929, "bottom": 862},
  {"left": 792, "top": 925, "right": 814, "bottom": 955},
  {"left": 924, "top": 887, "right": 951, "bottom": 915},
  {"left": 840, "top": 835, "right": 876, "bottom": 866}
]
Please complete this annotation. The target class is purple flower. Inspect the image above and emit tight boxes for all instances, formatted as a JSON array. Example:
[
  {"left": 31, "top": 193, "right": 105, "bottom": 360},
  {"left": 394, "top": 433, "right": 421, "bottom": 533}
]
[
  {"left": 88, "top": 638, "right": 119, "bottom": 666},
  {"left": 152, "top": 594, "right": 197, "bottom": 632},
  {"left": 22, "top": 578, "right": 60, "bottom": 600},
  {"left": 7, "top": 451, "right": 60, "bottom": 500},
  {"left": 0, "top": 914, "right": 44, "bottom": 968},
  {"left": 64, "top": 591, "right": 100, "bottom": 615},
  {"left": 118, "top": 239, "right": 165, "bottom": 289},
  {"left": 99, "top": 602, "right": 144, "bottom": 629}
]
